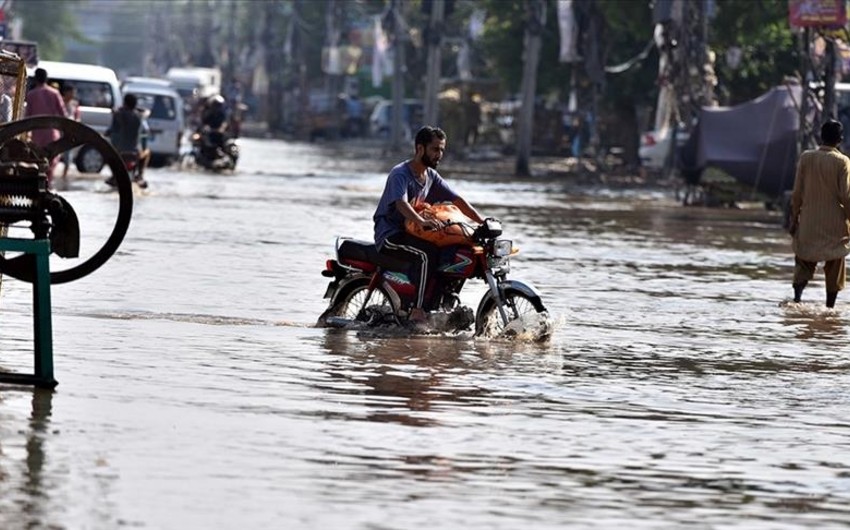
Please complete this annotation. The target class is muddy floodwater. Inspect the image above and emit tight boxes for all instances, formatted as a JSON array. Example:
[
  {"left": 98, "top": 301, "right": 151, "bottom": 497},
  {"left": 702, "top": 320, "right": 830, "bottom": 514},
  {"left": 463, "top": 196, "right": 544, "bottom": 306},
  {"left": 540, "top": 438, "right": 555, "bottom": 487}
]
[{"left": 1, "top": 138, "right": 849, "bottom": 529}]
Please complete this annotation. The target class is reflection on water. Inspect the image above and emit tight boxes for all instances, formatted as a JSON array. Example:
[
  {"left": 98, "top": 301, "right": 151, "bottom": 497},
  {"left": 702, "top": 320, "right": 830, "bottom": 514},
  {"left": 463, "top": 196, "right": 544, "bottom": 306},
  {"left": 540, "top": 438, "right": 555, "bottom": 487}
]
[
  {"left": 0, "top": 389, "right": 52, "bottom": 528},
  {"left": 1, "top": 138, "right": 850, "bottom": 528}
]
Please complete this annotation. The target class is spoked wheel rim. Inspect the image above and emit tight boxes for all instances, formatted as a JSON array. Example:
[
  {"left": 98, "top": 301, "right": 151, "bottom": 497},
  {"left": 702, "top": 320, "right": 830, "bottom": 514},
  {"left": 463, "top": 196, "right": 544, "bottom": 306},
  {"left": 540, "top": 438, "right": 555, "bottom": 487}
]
[
  {"left": 338, "top": 285, "right": 394, "bottom": 322},
  {"left": 477, "top": 291, "right": 547, "bottom": 337},
  {"left": 0, "top": 116, "right": 132, "bottom": 284}
]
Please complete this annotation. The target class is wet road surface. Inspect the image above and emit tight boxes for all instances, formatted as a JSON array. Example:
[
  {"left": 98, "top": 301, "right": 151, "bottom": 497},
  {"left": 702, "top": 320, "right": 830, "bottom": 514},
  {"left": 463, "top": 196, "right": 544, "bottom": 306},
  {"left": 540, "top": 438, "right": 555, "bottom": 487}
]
[{"left": 1, "top": 137, "right": 849, "bottom": 529}]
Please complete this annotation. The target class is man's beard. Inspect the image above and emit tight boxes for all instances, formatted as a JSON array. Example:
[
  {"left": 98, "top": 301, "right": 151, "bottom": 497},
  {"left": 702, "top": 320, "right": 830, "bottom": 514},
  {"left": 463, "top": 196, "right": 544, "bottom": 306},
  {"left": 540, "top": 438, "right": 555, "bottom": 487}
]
[{"left": 422, "top": 152, "right": 440, "bottom": 169}]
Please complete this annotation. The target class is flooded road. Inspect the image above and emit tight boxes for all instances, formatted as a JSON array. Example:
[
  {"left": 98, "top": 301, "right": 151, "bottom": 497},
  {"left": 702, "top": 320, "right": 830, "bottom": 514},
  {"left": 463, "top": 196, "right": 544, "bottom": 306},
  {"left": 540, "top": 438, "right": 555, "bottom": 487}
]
[{"left": 1, "top": 137, "right": 849, "bottom": 529}]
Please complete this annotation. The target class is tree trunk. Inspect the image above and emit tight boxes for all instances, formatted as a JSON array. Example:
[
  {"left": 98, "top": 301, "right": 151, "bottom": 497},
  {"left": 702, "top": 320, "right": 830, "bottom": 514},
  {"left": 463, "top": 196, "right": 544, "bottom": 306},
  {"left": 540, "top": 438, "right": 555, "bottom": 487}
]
[
  {"left": 515, "top": 0, "right": 546, "bottom": 177},
  {"left": 391, "top": 0, "right": 406, "bottom": 151},
  {"left": 423, "top": 0, "right": 444, "bottom": 127},
  {"left": 264, "top": 1, "right": 285, "bottom": 132}
]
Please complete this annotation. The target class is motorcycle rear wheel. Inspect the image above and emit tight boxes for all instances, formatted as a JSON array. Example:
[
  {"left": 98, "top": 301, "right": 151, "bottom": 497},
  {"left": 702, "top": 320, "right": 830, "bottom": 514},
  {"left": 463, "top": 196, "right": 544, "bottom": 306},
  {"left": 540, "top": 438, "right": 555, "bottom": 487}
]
[
  {"left": 329, "top": 282, "right": 397, "bottom": 324},
  {"left": 476, "top": 290, "right": 547, "bottom": 337}
]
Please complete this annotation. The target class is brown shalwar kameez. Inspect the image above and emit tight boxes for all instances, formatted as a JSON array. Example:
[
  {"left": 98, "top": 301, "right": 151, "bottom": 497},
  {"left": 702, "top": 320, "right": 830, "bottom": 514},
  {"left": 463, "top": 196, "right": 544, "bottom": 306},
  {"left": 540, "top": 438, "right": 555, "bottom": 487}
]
[{"left": 790, "top": 146, "right": 850, "bottom": 294}]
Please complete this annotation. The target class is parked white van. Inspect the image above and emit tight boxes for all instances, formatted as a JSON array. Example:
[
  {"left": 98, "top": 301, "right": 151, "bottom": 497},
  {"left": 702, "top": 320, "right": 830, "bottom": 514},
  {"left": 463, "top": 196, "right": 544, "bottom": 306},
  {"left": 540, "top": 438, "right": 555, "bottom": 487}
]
[
  {"left": 121, "top": 78, "right": 185, "bottom": 166},
  {"left": 28, "top": 60, "right": 122, "bottom": 172}
]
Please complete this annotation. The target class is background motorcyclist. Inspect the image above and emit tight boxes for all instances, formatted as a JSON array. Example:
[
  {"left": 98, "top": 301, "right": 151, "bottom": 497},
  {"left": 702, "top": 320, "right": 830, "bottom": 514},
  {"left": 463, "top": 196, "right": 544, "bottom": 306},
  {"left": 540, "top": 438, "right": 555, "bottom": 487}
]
[
  {"left": 373, "top": 125, "right": 485, "bottom": 325},
  {"left": 199, "top": 94, "right": 229, "bottom": 158},
  {"left": 105, "top": 92, "right": 150, "bottom": 187}
]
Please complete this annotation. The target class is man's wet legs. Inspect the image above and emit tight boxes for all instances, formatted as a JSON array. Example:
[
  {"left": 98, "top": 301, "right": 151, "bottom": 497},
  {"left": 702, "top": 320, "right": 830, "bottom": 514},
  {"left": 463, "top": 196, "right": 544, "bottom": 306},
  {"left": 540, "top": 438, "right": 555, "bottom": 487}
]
[
  {"left": 793, "top": 281, "right": 807, "bottom": 303},
  {"left": 794, "top": 256, "right": 846, "bottom": 306},
  {"left": 824, "top": 258, "right": 845, "bottom": 308},
  {"left": 793, "top": 257, "right": 816, "bottom": 302}
]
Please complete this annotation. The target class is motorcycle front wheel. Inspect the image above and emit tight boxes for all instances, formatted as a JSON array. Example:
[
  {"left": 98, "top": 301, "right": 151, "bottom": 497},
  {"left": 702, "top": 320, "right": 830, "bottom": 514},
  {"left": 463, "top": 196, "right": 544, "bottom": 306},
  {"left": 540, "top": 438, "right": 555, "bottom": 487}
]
[
  {"left": 476, "top": 289, "right": 547, "bottom": 337},
  {"left": 328, "top": 282, "right": 398, "bottom": 324}
]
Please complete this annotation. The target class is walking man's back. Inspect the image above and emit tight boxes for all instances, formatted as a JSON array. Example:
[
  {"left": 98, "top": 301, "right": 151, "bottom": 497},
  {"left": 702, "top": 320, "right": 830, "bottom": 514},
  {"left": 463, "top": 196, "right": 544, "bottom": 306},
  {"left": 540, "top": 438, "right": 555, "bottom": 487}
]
[{"left": 789, "top": 119, "right": 850, "bottom": 307}]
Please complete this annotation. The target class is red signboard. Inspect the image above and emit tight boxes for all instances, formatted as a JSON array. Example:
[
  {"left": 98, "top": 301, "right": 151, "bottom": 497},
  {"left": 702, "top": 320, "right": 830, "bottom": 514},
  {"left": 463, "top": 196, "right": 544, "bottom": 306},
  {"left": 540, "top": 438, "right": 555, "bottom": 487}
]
[{"left": 789, "top": 0, "right": 847, "bottom": 28}]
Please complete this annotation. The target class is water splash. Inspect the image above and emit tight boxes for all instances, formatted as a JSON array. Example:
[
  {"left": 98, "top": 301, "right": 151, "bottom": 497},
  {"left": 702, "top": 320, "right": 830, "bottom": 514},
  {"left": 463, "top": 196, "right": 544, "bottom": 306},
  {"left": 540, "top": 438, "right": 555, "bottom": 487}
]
[{"left": 477, "top": 311, "right": 554, "bottom": 343}]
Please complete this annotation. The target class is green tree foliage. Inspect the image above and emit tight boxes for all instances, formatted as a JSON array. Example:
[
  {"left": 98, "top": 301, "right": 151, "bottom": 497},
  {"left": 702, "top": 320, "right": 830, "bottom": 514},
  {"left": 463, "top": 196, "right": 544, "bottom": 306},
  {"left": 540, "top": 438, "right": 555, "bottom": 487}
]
[
  {"left": 596, "top": 1, "right": 657, "bottom": 105},
  {"left": 474, "top": 0, "right": 800, "bottom": 109},
  {"left": 14, "top": 0, "right": 87, "bottom": 60},
  {"left": 594, "top": 1, "right": 656, "bottom": 163},
  {"left": 477, "top": 0, "right": 572, "bottom": 98},
  {"left": 710, "top": 0, "right": 798, "bottom": 105}
]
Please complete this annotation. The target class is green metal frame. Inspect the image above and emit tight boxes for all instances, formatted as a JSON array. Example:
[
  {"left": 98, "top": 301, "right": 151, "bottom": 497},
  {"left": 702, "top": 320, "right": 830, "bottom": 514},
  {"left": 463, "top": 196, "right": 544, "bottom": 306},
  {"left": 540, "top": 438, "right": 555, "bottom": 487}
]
[{"left": 0, "top": 237, "right": 56, "bottom": 389}]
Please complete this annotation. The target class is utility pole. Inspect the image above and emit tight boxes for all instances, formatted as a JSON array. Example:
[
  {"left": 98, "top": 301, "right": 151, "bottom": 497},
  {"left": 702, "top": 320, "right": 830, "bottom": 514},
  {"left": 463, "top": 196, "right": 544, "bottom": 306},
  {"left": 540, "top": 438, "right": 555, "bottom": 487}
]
[
  {"left": 423, "top": 0, "right": 444, "bottom": 127},
  {"left": 390, "top": 0, "right": 406, "bottom": 151},
  {"left": 824, "top": 38, "right": 837, "bottom": 120},
  {"left": 265, "top": 1, "right": 287, "bottom": 132},
  {"left": 797, "top": 28, "right": 820, "bottom": 154},
  {"left": 515, "top": 0, "right": 546, "bottom": 177},
  {"left": 326, "top": 0, "right": 341, "bottom": 139},
  {"left": 795, "top": 22, "right": 839, "bottom": 154},
  {"left": 295, "top": 0, "right": 309, "bottom": 140},
  {"left": 198, "top": 0, "right": 216, "bottom": 67},
  {"left": 668, "top": 0, "right": 713, "bottom": 137},
  {"left": 226, "top": 0, "right": 236, "bottom": 82},
  {"left": 653, "top": 0, "right": 715, "bottom": 181}
]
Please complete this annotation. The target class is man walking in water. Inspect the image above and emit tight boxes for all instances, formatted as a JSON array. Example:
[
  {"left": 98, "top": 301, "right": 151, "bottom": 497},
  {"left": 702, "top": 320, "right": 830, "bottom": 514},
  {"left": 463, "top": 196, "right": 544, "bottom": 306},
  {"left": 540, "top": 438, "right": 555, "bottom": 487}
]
[
  {"left": 25, "top": 67, "right": 66, "bottom": 185},
  {"left": 789, "top": 119, "right": 850, "bottom": 308}
]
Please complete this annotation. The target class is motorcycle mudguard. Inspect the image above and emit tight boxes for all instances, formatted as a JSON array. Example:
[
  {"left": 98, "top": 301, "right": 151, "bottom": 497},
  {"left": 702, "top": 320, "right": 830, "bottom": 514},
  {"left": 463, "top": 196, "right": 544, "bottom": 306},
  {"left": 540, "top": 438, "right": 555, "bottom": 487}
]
[
  {"left": 475, "top": 280, "right": 545, "bottom": 324},
  {"left": 327, "top": 274, "right": 368, "bottom": 304}
]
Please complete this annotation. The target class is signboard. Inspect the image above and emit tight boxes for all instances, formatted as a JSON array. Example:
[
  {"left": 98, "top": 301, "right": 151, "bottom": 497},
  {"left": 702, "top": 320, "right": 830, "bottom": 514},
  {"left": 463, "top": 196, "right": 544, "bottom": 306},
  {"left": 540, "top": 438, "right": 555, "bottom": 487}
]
[
  {"left": 789, "top": 0, "right": 847, "bottom": 28},
  {"left": 0, "top": 40, "right": 38, "bottom": 67}
]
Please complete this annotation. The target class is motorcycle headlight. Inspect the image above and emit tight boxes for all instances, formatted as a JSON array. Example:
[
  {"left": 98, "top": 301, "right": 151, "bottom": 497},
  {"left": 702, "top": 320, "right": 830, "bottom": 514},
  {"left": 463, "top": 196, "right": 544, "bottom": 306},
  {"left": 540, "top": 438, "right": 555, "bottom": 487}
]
[{"left": 494, "top": 239, "right": 513, "bottom": 257}]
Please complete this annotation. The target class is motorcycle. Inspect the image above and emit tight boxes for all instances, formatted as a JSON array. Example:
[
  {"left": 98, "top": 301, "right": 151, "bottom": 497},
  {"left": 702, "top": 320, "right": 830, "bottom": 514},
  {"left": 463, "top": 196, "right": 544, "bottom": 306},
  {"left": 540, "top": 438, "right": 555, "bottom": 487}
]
[
  {"left": 105, "top": 151, "right": 148, "bottom": 189},
  {"left": 187, "top": 128, "right": 239, "bottom": 171},
  {"left": 317, "top": 211, "right": 549, "bottom": 338}
]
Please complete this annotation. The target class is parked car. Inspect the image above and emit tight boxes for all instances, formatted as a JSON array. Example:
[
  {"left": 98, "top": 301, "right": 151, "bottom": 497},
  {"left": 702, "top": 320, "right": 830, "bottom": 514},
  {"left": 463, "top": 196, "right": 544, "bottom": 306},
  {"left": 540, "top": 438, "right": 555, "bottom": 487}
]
[
  {"left": 369, "top": 99, "right": 424, "bottom": 138},
  {"left": 639, "top": 125, "right": 690, "bottom": 171},
  {"left": 122, "top": 79, "right": 185, "bottom": 167},
  {"left": 305, "top": 91, "right": 342, "bottom": 141}
]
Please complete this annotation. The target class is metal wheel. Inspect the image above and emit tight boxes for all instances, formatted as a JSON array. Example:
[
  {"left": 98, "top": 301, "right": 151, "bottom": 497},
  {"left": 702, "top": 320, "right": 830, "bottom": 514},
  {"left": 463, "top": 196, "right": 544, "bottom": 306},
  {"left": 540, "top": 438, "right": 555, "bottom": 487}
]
[
  {"left": 0, "top": 116, "right": 132, "bottom": 284},
  {"left": 476, "top": 289, "right": 547, "bottom": 337}
]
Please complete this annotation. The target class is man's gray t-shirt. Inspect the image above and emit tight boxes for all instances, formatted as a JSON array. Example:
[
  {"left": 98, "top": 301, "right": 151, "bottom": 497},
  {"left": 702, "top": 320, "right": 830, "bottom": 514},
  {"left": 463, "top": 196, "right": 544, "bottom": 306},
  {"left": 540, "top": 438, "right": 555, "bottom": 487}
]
[
  {"left": 373, "top": 161, "right": 459, "bottom": 249},
  {"left": 108, "top": 108, "right": 143, "bottom": 152}
]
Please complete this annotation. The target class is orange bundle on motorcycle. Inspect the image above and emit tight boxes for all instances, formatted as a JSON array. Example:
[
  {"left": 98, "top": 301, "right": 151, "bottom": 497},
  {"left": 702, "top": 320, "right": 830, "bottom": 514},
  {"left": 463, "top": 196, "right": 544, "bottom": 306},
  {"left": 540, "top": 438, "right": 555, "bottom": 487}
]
[{"left": 405, "top": 202, "right": 476, "bottom": 247}]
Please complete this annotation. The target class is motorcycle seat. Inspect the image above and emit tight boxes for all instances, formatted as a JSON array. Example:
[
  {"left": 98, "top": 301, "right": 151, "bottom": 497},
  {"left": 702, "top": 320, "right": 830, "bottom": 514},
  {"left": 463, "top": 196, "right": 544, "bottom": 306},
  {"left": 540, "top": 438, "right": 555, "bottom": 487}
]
[{"left": 338, "top": 239, "right": 409, "bottom": 272}]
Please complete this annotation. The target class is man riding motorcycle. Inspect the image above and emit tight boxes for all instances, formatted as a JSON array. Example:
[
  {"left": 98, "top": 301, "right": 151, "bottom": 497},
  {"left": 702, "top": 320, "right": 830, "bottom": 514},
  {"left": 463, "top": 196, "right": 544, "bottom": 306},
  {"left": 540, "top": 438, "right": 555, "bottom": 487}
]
[
  {"left": 373, "top": 125, "right": 485, "bottom": 325},
  {"left": 105, "top": 93, "right": 150, "bottom": 188},
  {"left": 198, "top": 94, "right": 229, "bottom": 159}
]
